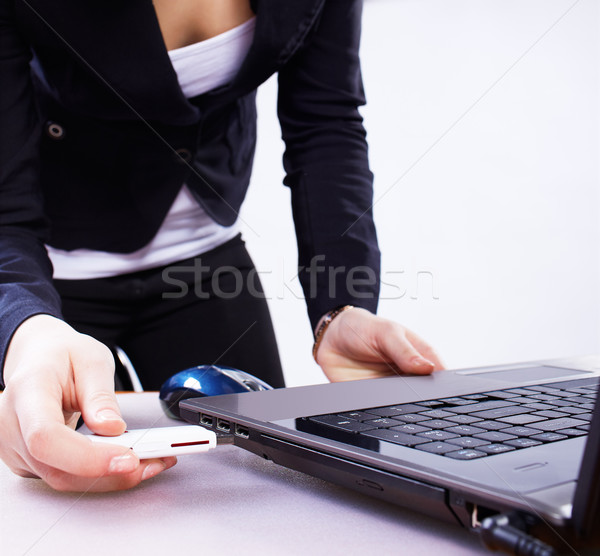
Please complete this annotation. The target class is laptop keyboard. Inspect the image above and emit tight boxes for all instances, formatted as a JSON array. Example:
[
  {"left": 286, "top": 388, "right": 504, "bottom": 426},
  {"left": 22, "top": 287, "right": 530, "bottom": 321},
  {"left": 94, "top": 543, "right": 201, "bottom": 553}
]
[{"left": 300, "top": 377, "right": 598, "bottom": 460}]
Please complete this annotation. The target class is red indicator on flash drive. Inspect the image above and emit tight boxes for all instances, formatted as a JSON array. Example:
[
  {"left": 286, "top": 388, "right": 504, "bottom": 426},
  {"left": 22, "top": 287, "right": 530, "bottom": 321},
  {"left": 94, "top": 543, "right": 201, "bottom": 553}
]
[{"left": 171, "top": 440, "right": 210, "bottom": 448}]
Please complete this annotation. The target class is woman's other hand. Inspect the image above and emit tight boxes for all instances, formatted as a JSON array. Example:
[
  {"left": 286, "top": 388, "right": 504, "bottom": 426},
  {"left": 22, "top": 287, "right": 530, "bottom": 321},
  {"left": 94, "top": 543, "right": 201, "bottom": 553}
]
[{"left": 315, "top": 307, "right": 444, "bottom": 382}]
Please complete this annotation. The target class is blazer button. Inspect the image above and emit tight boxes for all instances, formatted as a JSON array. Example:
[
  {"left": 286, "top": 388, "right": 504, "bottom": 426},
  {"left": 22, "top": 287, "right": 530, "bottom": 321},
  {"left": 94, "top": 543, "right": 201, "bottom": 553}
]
[
  {"left": 174, "top": 148, "right": 192, "bottom": 164},
  {"left": 46, "top": 121, "right": 66, "bottom": 140}
]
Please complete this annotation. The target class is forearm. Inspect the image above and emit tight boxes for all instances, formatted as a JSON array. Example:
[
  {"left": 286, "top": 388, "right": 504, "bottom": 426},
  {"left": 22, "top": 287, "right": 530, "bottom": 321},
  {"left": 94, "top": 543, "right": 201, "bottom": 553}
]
[
  {"left": 278, "top": 0, "right": 380, "bottom": 330},
  {"left": 0, "top": 232, "right": 62, "bottom": 387}
]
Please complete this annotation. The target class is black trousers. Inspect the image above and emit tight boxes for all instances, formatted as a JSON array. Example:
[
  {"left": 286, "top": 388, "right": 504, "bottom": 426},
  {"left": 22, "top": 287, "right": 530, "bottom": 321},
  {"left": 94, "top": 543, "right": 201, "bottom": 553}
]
[{"left": 53, "top": 235, "right": 285, "bottom": 391}]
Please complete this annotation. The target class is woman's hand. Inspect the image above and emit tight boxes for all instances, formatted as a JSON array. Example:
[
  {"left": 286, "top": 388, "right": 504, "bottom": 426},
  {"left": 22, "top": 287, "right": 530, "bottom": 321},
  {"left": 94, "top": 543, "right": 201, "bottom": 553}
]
[
  {"left": 0, "top": 315, "right": 176, "bottom": 491},
  {"left": 315, "top": 307, "right": 444, "bottom": 382}
]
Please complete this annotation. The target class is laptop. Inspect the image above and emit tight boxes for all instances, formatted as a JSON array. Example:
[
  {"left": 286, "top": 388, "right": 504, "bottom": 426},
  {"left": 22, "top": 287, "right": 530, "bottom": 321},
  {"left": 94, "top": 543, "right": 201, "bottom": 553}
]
[{"left": 180, "top": 356, "right": 600, "bottom": 554}]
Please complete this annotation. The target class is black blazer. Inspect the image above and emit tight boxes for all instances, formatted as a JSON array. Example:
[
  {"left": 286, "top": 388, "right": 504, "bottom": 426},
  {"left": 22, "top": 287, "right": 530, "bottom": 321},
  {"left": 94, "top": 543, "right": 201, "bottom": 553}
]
[{"left": 0, "top": 0, "right": 380, "bottom": 377}]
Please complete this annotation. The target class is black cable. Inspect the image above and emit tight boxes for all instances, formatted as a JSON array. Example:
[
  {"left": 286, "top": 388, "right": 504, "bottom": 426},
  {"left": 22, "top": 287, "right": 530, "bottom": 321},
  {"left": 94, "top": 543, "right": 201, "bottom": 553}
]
[{"left": 479, "top": 513, "right": 558, "bottom": 556}]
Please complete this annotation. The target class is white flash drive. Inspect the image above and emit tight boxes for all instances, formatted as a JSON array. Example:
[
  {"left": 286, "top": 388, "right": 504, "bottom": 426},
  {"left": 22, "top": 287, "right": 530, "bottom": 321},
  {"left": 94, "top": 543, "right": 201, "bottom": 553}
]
[{"left": 88, "top": 425, "right": 219, "bottom": 458}]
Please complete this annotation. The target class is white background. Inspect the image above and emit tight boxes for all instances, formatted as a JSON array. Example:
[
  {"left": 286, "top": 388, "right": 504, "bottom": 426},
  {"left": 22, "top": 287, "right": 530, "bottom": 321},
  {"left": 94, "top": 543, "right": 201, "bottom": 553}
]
[{"left": 240, "top": 0, "right": 600, "bottom": 387}]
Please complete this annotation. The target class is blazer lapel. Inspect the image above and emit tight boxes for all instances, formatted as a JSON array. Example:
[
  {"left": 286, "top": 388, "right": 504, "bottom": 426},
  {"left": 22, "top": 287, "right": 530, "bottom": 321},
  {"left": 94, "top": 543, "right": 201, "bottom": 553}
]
[
  {"left": 237, "top": 0, "right": 325, "bottom": 83},
  {"left": 194, "top": 0, "right": 325, "bottom": 106}
]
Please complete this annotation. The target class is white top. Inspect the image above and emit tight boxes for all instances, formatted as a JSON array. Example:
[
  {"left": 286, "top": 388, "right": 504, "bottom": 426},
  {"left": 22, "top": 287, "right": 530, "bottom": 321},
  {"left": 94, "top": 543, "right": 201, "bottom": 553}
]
[
  {"left": 47, "top": 17, "right": 256, "bottom": 280},
  {"left": 168, "top": 16, "right": 256, "bottom": 97}
]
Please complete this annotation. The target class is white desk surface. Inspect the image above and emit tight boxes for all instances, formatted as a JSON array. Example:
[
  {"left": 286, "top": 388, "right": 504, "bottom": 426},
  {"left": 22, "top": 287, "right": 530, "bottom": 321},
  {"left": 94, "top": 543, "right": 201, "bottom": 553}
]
[{"left": 0, "top": 393, "right": 487, "bottom": 556}]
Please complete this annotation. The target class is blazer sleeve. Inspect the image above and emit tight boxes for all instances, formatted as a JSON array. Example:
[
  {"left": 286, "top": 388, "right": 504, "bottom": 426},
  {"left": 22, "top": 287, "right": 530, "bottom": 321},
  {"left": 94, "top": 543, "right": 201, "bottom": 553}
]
[
  {"left": 0, "top": 1, "right": 63, "bottom": 387},
  {"left": 277, "top": 0, "right": 380, "bottom": 331}
]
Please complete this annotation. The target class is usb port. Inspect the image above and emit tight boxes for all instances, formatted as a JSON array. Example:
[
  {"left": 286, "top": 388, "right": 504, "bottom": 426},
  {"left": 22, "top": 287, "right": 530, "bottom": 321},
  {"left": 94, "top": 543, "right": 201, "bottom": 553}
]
[
  {"left": 200, "top": 414, "right": 214, "bottom": 427},
  {"left": 216, "top": 419, "right": 231, "bottom": 433},
  {"left": 235, "top": 424, "right": 250, "bottom": 439}
]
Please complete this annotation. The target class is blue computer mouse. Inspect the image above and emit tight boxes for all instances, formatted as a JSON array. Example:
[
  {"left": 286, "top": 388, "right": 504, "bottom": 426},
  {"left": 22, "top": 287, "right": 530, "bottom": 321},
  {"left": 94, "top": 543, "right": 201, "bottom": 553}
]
[{"left": 159, "top": 365, "right": 273, "bottom": 420}]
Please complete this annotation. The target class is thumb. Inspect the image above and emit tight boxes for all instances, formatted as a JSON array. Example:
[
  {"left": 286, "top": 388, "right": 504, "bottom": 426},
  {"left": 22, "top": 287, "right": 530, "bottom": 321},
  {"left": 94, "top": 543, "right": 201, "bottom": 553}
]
[{"left": 71, "top": 339, "right": 127, "bottom": 436}]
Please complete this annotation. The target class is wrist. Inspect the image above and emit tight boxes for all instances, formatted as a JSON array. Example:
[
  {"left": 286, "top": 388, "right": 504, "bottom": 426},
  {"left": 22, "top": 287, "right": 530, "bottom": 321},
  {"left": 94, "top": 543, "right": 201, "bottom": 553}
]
[
  {"left": 312, "top": 305, "right": 354, "bottom": 363},
  {"left": 4, "top": 315, "right": 65, "bottom": 384}
]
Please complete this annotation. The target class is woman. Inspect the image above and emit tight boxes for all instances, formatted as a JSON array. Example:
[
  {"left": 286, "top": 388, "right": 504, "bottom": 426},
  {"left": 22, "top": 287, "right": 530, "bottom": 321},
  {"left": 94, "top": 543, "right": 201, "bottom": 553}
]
[{"left": 0, "top": 0, "right": 442, "bottom": 491}]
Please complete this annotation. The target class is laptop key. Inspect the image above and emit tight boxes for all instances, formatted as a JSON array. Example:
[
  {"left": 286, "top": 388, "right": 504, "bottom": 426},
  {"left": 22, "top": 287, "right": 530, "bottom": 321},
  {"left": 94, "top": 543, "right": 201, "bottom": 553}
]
[
  {"left": 422, "top": 419, "right": 456, "bottom": 429},
  {"left": 522, "top": 402, "right": 556, "bottom": 411},
  {"left": 362, "top": 429, "right": 432, "bottom": 446},
  {"left": 567, "top": 387, "right": 598, "bottom": 395},
  {"left": 446, "top": 437, "right": 489, "bottom": 448},
  {"left": 505, "top": 438, "right": 543, "bottom": 448},
  {"left": 338, "top": 411, "right": 380, "bottom": 422},
  {"left": 416, "top": 430, "right": 459, "bottom": 441},
  {"left": 395, "top": 414, "right": 432, "bottom": 423},
  {"left": 576, "top": 413, "right": 594, "bottom": 421},
  {"left": 390, "top": 423, "right": 431, "bottom": 434},
  {"left": 501, "top": 426, "right": 543, "bottom": 437},
  {"left": 309, "top": 416, "right": 378, "bottom": 433},
  {"left": 473, "top": 431, "right": 518, "bottom": 442},
  {"left": 555, "top": 428, "right": 587, "bottom": 437},
  {"left": 463, "top": 394, "right": 488, "bottom": 400},
  {"left": 416, "top": 442, "right": 458, "bottom": 455},
  {"left": 554, "top": 391, "right": 580, "bottom": 398},
  {"left": 415, "top": 400, "right": 445, "bottom": 408},
  {"left": 529, "top": 394, "right": 560, "bottom": 402},
  {"left": 506, "top": 388, "right": 538, "bottom": 395},
  {"left": 477, "top": 444, "right": 516, "bottom": 455},
  {"left": 547, "top": 399, "right": 575, "bottom": 407},
  {"left": 438, "top": 397, "right": 477, "bottom": 406},
  {"left": 419, "top": 409, "right": 456, "bottom": 419},
  {"left": 364, "top": 418, "right": 405, "bottom": 428},
  {"left": 472, "top": 406, "right": 532, "bottom": 419},
  {"left": 444, "top": 449, "right": 488, "bottom": 460},
  {"left": 496, "top": 414, "right": 546, "bottom": 425},
  {"left": 474, "top": 420, "right": 512, "bottom": 430},
  {"left": 450, "top": 400, "right": 512, "bottom": 414},
  {"left": 530, "top": 432, "right": 568, "bottom": 442},
  {"left": 565, "top": 395, "right": 595, "bottom": 403},
  {"left": 479, "top": 444, "right": 516, "bottom": 454},
  {"left": 445, "top": 425, "right": 486, "bottom": 435},
  {"left": 483, "top": 391, "right": 519, "bottom": 399},
  {"left": 445, "top": 415, "right": 484, "bottom": 425},
  {"left": 531, "top": 410, "right": 568, "bottom": 419},
  {"left": 366, "top": 404, "right": 424, "bottom": 417},
  {"left": 532, "top": 417, "right": 588, "bottom": 431},
  {"left": 526, "top": 385, "right": 562, "bottom": 393},
  {"left": 506, "top": 396, "right": 541, "bottom": 404}
]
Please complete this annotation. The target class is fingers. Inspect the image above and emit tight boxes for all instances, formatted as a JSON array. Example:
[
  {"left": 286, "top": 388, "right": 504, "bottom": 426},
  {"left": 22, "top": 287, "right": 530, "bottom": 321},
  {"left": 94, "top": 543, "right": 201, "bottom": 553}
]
[
  {"left": 374, "top": 322, "right": 436, "bottom": 375},
  {"left": 70, "top": 337, "right": 126, "bottom": 436},
  {"left": 11, "top": 378, "right": 177, "bottom": 489},
  {"left": 9, "top": 334, "right": 129, "bottom": 479},
  {"left": 405, "top": 329, "right": 445, "bottom": 371},
  {"left": 36, "top": 457, "right": 178, "bottom": 493},
  {"left": 14, "top": 382, "right": 134, "bottom": 477},
  {"left": 12, "top": 381, "right": 177, "bottom": 489}
]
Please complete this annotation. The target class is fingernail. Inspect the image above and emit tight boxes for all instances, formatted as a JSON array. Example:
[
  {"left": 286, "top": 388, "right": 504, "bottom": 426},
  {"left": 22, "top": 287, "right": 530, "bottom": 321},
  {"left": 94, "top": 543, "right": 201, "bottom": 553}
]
[
  {"left": 163, "top": 457, "right": 178, "bottom": 470},
  {"left": 411, "top": 356, "right": 434, "bottom": 368},
  {"left": 96, "top": 409, "right": 123, "bottom": 423},
  {"left": 108, "top": 452, "right": 138, "bottom": 474},
  {"left": 142, "top": 461, "right": 167, "bottom": 481}
]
